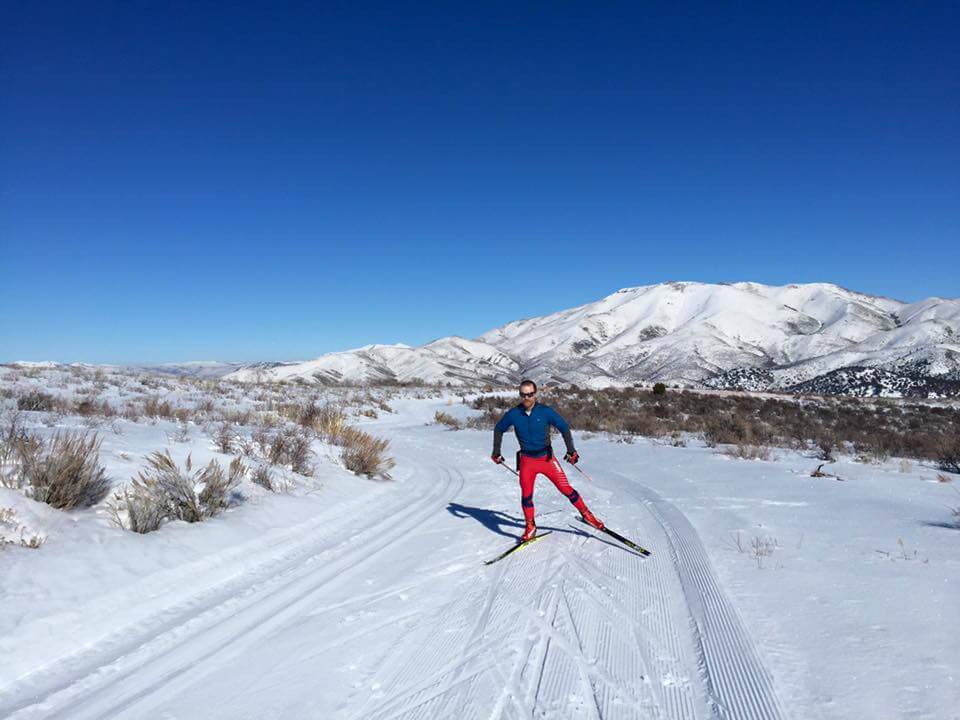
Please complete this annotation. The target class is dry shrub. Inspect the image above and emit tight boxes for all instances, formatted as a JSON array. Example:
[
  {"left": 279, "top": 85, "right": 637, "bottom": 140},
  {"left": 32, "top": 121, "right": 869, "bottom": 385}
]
[
  {"left": 214, "top": 422, "right": 236, "bottom": 454},
  {"left": 122, "top": 404, "right": 142, "bottom": 422},
  {"left": 251, "top": 463, "right": 276, "bottom": 492},
  {"left": 167, "top": 422, "right": 191, "bottom": 443},
  {"left": 13, "top": 431, "right": 111, "bottom": 510},
  {"left": 74, "top": 396, "right": 115, "bottom": 417},
  {"left": 143, "top": 396, "right": 174, "bottom": 418},
  {"left": 268, "top": 428, "right": 313, "bottom": 475},
  {"left": 339, "top": 427, "right": 395, "bottom": 480},
  {"left": 223, "top": 409, "right": 253, "bottom": 425},
  {"left": 17, "top": 391, "right": 59, "bottom": 412},
  {"left": 816, "top": 435, "right": 836, "bottom": 462},
  {"left": 937, "top": 435, "right": 960, "bottom": 474},
  {"left": 750, "top": 535, "right": 778, "bottom": 568},
  {"left": 299, "top": 403, "right": 348, "bottom": 442},
  {"left": 250, "top": 425, "right": 271, "bottom": 457},
  {"left": 108, "top": 483, "right": 166, "bottom": 534},
  {"left": 723, "top": 443, "right": 772, "bottom": 461},
  {"left": 434, "top": 410, "right": 461, "bottom": 430},
  {"left": 855, "top": 446, "right": 890, "bottom": 464},
  {"left": 173, "top": 407, "right": 194, "bottom": 424},
  {"left": 112, "top": 451, "right": 245, "bottom": 531},
  {"left": 0, "top": 507, "right": 45, "bottom": 549}
]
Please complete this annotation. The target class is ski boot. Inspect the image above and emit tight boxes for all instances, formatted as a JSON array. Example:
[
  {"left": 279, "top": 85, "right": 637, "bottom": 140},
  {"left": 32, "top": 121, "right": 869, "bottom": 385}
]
[
  {"left": 580, "top": 508, "right": 605, "bottom": 531},
  {"left": 520, "top": 521, "right": 538, "bottom": 543}
]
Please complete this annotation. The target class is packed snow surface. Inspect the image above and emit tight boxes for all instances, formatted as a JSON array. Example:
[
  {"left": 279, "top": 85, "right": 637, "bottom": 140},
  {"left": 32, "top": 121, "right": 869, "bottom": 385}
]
[{"left": 1, "top": 394, "right": 957, "bottom": 719}]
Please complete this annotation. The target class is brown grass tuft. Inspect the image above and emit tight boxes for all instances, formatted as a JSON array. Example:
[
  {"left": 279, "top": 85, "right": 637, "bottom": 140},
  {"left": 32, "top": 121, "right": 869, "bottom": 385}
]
[
  {"left": 339, "top": 428, "right": 395, "bottom": 480},
  {"left": 12, "top": 431, "right": 111, "bottom": 510}
]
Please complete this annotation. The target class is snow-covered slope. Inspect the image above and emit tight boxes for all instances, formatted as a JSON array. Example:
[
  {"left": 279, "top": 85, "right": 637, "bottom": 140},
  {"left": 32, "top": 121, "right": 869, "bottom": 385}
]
[
  {"left": 224, "top": 282, "right": 960, "bottom": 396},
  {"left": 228, "top": 339, "right": 519, "bottom": 387},
  {"left": 2, "top": 394, "right": 957, "bottom": 719}
]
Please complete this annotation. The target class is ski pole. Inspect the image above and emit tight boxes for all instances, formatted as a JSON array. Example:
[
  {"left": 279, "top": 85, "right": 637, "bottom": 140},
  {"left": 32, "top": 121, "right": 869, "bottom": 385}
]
[
  {"left": 570, "top": 463, "right": 594, "bottom": 483},
  {"left": 499, "top": 461, "right": 519, "bottom": 477}
]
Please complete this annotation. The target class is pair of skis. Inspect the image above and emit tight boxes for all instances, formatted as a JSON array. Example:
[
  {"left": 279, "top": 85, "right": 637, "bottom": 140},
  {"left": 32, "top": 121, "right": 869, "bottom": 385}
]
[{"left": 484, "top": 519, "right": 651, "bottom": 565}]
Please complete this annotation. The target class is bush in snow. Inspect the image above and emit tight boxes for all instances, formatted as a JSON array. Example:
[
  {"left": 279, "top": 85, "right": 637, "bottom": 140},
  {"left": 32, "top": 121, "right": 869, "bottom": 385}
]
[
  {"left": 723, "top": 443, "right": 772, "bottom": 461},
  {"left": 267, "top": 428, "right": 313, "bottom": 475},
  {"left": 109, "top": 481, "right": 168, "bottom": 534},
  {"left": 339, "top": 427, "right": 395, "bottom": 480},
  {"left": 433, "top": 410, "right": 461, "bottom": 430},
  {"left": 815, "top": 436, "right": 836, "bottom": 462},
  {"left": 111, "top": 451, "right": 246, "bottom": 532},
  {"left": 6, "top": 430, "right": 111, "bottom": 510},
  {"left": 937, "top": 435, "right": 960, "bottom": 474},
  {"left": 142, "top": 396, "right": 175, "bottom": 419},
  {"left": 16, "top": 390, "right": 60, "bottom": 413},
  {"left": 214, "top": 422, "right": 236, "bottom": 454},
  {"left": 250, "top": 463, "right": 277, "bottom": 492},
  {"left": 0, "top": 507, "right": 45, "bottom": 549},
  {"left": 298, "top": 402, "right": 348, "bottom": 443}
]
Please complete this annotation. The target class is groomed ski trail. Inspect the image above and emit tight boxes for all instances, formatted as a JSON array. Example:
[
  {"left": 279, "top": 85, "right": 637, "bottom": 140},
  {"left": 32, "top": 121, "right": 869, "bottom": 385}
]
[
  {"left": 615, "top": 476, "right": 788, "bottom": 720},
  {"left": 339, "top": 484, "right": 787, "bottom": 720},
  {"left": 1, "top": 404, "right": 789, "bottom": 719},
  {"left": 0, "top": 466, "right": 464, "bottom": 720}
]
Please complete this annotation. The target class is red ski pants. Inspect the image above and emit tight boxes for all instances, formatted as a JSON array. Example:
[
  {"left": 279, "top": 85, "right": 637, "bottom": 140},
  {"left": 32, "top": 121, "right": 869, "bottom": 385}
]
[{"left": 518, "top": 454, "right": 591, "bottom": 525}]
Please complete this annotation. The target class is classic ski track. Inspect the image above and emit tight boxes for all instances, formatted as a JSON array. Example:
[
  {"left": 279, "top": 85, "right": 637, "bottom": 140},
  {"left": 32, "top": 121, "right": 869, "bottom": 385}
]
[
  {"left": 1, "top": 466, "right": 464, "bottom": 720},
  {"left": 347, "top": 527, "right": 564, "bottom": 720},
  {"left": 349, "top": 522, "right": 699, "bottom": 720},
  {"left": 348, "top": 468, "right": 787, "bottom": 720},
  {"left": 614, "top": 475, "right": 789, "bottom": 720}
]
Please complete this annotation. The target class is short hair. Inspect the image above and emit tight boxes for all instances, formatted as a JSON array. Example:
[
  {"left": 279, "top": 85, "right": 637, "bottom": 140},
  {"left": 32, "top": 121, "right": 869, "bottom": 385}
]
[{"left": 519, "top": 379, "right": 537, "bottom": 392}]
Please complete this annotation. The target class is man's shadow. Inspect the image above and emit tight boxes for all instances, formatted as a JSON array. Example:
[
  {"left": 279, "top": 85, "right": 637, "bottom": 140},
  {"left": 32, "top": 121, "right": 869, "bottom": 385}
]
[
  {"left": 447, "top": 502, "right": 523, "bottom": 538},
  {"left": 447, "top": 503, "right": 577, "bottom": 542}
]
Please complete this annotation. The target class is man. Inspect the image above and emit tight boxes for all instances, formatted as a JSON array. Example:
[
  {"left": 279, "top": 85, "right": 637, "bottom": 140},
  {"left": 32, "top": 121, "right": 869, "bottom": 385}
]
[{"left": 491, "top": 379, "right": 605, "bottom": 542}]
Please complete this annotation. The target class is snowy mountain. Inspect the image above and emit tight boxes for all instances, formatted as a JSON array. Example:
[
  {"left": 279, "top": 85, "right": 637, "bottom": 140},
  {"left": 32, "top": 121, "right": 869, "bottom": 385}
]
[
  {"left": 225, "top": 282, "right": 960, "bottom": 397},
  {"left": 227, "top": 339, "right": 519, "bottom": 387}
]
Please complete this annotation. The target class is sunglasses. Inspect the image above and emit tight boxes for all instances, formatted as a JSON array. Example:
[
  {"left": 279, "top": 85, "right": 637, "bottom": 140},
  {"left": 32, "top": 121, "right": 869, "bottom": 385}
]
[{"left": 519, "top": 391, "right": 536, "bottom": 398}]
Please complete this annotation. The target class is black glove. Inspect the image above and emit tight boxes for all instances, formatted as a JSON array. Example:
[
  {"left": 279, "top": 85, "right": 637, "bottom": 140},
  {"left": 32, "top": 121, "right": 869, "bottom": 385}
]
[
  {"left": 491, "top": 454, "right": 505, "bottom": 464},
  {"left": 564, "top": 451, "right": 579, "bottom": 464}
]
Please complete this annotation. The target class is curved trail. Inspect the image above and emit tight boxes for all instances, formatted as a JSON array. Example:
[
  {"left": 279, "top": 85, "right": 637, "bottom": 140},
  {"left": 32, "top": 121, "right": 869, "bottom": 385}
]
[
  {"left": 2, "top": 407, "right": 789, "bottom": 719},
  {"left": 1, "top": 465, "right": 463, "bottom": 720}
]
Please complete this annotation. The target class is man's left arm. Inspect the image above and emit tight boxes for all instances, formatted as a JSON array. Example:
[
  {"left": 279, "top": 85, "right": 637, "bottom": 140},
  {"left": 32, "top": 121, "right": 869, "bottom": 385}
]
[{"left": 547, "top": 407, "right": 577, "bottom": 460}]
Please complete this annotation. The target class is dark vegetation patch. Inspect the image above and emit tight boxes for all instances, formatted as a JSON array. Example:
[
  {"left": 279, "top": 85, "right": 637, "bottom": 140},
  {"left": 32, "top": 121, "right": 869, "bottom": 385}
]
[{"left": 468, "top": 387, "right": 960, "bottom": 470}]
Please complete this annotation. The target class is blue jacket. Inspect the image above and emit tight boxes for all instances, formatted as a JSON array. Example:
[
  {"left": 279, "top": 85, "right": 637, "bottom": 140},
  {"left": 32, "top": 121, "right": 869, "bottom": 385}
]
[{"left": 493, "top": 402, "right": 576, "bottom": 458}]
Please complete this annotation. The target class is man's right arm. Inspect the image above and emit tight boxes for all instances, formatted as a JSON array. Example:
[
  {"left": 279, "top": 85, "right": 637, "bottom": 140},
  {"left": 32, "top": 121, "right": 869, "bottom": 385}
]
[{"left": 492, "top": 410, "right": 514, "bottom": 458}]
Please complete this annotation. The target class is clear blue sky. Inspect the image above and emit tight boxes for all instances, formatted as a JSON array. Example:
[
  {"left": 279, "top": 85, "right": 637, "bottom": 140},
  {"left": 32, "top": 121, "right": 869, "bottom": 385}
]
[{"left": 2, "top": 1, "right": 957, "bottom": 363}]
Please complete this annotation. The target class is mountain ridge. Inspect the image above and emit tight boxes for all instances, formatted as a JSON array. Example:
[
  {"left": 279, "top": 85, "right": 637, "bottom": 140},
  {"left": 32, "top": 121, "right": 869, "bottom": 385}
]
[{"left": 223, "top": 281, "right": 960, "bottom": 397}]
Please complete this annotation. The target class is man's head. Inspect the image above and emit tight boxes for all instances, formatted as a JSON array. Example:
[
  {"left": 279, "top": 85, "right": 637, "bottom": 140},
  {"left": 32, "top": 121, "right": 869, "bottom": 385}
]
[{"left": 518, "top": 379, "right": 537, "bottom": 409}]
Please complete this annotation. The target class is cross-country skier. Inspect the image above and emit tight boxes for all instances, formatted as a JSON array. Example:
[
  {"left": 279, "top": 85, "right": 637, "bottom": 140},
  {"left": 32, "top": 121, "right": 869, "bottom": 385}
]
[{"left": 491, "top": 379, "right": 605, "bottom": 542}]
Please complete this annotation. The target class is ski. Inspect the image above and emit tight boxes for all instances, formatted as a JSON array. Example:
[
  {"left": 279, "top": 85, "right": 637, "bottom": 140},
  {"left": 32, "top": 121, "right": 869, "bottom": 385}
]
[
  {"left": 484, "top": 531, "right": 552, "bottom": 565},
  {"left": 576, "top": 518, "right": 652, "bottom": 556}
]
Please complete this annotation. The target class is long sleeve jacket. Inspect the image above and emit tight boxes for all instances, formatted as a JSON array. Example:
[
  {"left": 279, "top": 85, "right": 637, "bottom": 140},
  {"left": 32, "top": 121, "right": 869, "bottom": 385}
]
[{"left": 492, "top": 402, "right": 576, "bottom": 458}]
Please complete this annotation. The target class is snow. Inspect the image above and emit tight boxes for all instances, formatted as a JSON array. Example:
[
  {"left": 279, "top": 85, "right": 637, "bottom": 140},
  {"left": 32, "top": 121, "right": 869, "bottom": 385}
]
[{"left": 2, "top": 383, "right": 958, "bottom": 719}]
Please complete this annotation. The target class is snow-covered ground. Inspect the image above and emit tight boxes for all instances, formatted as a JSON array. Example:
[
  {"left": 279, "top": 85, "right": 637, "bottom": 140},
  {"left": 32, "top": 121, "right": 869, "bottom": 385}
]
[{"left": 1, "top": 381, "right": 958, "bottom": 719}]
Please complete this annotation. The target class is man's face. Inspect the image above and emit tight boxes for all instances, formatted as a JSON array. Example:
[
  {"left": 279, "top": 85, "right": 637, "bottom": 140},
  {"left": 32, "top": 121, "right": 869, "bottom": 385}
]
[{"left": 519, "top": 384, "right": 537, "bottom": 409}]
